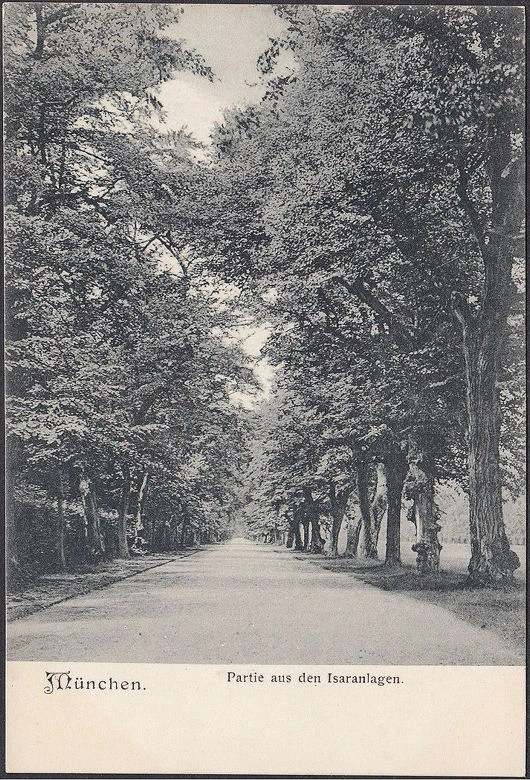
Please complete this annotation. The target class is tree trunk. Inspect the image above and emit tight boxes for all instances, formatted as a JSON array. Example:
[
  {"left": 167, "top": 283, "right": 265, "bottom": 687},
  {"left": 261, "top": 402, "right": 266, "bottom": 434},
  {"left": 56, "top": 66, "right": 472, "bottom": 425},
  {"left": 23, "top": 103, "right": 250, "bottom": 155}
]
[
  {"left": 329, "top": 511, "right": 341, "bottom": 557},
  {"left": 452, "top": 117, "right": 522, "bottom": 583},
  {"left": 5, "top": 493, "right": 19, "bottom": 585},
  {"left": 371, "top": 462, "right": 388, "bottom": 548},
  {"left": 384, "top": 453, "right": 407, "bottom": 567},
  {"left": 304, "top": 487, "right": 324, "bottom": 554},
  {"left": 34, "top": 4, "right": 45, "bottom": 59},
  {"left": 405, "top": 434, "right": 441, "bottom": 574},
  {"left": 175, "top": 519, "right": 183, "bottom": 548},
  {"left": 55, "top": 470, "right": 67, "bottom": 571},
  {"left": 328, "top": 481, "right": 349, "bottom": 557},
  {"left": 299, "top": 509, "right": 310, "bottom": 551},
  {"left": 133, "top": 470, "right": 150, "bottom": 547},
  {"left": 162, "top": 520, "right": 172, "bottom": 550},
  {"left": 358, "top": 461, "right": 378, "bottom": 559},
  {"left": 117, "top": 465, "right": 130, "bottom": 559},
  {"left": 344, "top": 511, "right": 362, "bottom": 557},
  {"left": 149, "top": 516, "right": 158, "bottom": 550},
  {"left": 180, "top": 519, "right": 189, "bottom": 548},
  {"left": 79, "top": 473, "right": 104, "bottom": 562},
  {"left": 292, "top": 510, "right": 303, "bottom": 550},
  {"left": 168, "top": 515, "right": 179, "bottom": 549},
  {"left": 459, "top": 318, "right": 520, "bottom": 583}
]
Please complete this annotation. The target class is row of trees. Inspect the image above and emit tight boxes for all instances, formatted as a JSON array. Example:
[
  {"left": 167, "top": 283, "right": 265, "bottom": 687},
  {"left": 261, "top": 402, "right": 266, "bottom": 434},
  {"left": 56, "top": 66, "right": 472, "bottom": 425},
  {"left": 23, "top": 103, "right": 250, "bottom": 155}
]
[
  {"left": 208, "top": 6, "right": 525, "bottom": 583},
  {"left": 5, "top": 4, "right": 251, "bottom": 580},
  {"left": 5, "top": 5, "right": 525, "bottom": 587}
]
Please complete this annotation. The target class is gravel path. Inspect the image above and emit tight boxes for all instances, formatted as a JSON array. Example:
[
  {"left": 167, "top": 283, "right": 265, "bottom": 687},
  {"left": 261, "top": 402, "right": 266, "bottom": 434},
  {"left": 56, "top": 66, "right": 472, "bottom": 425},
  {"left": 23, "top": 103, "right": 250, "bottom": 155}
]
[{"left": 6, "top": 538, "right": 522, "bottom": 665}]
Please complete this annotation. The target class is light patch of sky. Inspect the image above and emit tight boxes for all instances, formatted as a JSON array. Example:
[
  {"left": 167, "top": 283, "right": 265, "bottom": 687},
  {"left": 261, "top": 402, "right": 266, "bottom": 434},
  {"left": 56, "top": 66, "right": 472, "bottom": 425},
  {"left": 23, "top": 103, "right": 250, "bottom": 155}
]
[
  {"left": 154, "top": 4, "right": 284, "bottom": 401},
  {"left": 158, "top": 4, "right": 287, "bottom": 145},
  {"left": 229, "top": 324, "right": 273, "bottom": 409}
]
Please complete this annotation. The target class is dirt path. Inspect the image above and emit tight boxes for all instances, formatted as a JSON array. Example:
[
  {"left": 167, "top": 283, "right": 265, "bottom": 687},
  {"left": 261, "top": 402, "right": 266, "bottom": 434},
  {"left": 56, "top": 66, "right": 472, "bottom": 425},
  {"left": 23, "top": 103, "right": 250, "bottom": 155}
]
[{"left": 6, "top": 538, "right": 523, "bottom": 664}]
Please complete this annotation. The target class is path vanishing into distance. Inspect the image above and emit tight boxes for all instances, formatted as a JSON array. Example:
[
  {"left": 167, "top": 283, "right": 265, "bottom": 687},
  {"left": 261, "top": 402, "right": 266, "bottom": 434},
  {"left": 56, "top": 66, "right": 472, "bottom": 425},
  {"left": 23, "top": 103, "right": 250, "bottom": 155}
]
[{"left": 7, "top": 538, "right": 522, "bottom": 665}]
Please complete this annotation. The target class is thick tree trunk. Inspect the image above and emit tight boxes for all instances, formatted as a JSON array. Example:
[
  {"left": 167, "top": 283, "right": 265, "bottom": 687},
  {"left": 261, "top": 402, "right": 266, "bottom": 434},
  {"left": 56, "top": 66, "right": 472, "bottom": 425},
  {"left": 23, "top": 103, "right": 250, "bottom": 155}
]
[
  {"left": 168, "top": 515, "right": 178, "bottom": 549},
  {"left": 329, "top": 513, "right": 341, "bottom": 557},
  {"left": 162, "top": 519, "right": 172, "bottom": 550},
  {"left": 344, "top": 512, "right": 362, "bottom": 557},
  {"left": 358, "top": 461, "right": 378, "bottom": 559},
  {"left": 292, "top": 510, "right": 303, "bottom": 550},
  {"left": 180, "top": 519, "right": 189, "bottom": 548},
  {"left": 174, "top": 519, "right": 183, "bottom": 548},
  {"left": 452, "top": 120, "right": 522, "bottom": 583},
  {"left": 79, "top": 473, "right": 104, "bottom": 561},
  {"left": 460, "top": 318, "right": 520, "bottom": 583},
  {"left": 371, "top": 462, "right": 388, "bottom": 548},
  {"left": 405, "top": 435, "right": 441, "bottom": 574},
  {"left": 117, "top": 465, "right": 131, "bottom": 559},
  {"left": 304, "top": 487, "right": 324, "bottom": 553},
  {"left": 384, "top": 453, "right": 407, "bottom": 567},
  {"left": 55, "top": 470, "right": 67, "bottom": 571}
]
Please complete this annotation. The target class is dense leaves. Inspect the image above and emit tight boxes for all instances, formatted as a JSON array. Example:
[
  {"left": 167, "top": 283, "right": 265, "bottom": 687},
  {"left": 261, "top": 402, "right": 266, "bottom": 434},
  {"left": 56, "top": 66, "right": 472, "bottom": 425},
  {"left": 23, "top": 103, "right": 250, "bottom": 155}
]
[
  {"left": 5, "top": 5, "right": 525, "bottom": 586},
  {"left": 5, "top": 3, "right": 251, "bottom": 579},
  {"left": 210, "top": 5, "right": 524, "bottom": 579}
]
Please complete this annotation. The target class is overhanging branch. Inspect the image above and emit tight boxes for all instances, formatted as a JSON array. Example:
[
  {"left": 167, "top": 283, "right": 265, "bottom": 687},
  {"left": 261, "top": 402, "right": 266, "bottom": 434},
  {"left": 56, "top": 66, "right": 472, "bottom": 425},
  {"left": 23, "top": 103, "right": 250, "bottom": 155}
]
[{"left": 333, "top": 276, "right": 416, "bottom": 348}]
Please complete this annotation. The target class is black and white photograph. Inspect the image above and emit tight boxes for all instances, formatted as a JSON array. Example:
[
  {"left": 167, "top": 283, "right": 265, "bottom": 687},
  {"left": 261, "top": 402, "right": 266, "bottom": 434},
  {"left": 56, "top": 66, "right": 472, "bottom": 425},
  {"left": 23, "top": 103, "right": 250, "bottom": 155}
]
[{"left": 4, "top": 1, "right": 526, "bottom": 775}]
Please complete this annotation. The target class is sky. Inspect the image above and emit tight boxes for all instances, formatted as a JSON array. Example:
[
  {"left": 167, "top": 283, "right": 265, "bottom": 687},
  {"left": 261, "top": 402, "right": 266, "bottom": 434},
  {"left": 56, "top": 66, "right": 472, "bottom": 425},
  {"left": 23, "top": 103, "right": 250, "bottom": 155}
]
[
  {"left": 157, "top": 5, "right": 285, "bottom": 400},
  {"left": 159, "top": 4, "right": 287, "bottom": 144}
]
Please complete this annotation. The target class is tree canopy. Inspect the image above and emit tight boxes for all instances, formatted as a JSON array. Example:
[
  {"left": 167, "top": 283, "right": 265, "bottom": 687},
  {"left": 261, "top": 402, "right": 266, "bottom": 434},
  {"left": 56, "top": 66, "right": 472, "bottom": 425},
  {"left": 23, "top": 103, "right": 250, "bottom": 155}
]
[
  {"left": 5, "top": 3, "right": 253, "bottom": 578},
  {"left": 207, "top": 4, "right": 524, "bottom": 581},
  {"left": 5, "top": 4, "right": 524, "bottom": 586}
]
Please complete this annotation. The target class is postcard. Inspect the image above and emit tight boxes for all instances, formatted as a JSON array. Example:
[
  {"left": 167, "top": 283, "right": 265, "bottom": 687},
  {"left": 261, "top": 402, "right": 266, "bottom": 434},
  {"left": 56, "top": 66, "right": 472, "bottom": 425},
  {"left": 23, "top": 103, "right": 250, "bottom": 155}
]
[{"left": 4, "top": 3, "right": 526, "bottom": 776}]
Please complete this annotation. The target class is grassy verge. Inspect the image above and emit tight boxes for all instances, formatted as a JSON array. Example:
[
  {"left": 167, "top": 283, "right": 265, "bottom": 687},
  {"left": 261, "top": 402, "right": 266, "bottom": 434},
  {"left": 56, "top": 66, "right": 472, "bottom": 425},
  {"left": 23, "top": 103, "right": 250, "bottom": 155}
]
[
  {"left": 6, "top": 550, "right": 202, "bottom": 622},
  {"left": 298, "top": 554, "right": 525, "bottom": 657}
]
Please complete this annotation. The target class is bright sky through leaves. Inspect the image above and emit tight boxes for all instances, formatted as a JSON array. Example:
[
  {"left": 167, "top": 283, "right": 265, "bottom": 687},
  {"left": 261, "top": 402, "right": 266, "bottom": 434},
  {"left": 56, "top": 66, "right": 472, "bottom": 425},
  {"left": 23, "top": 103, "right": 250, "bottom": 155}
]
[
  {"left": 157, "top": 4, "right": 283, "bottom": 399},
  {"left": 159, "top": 4, "right": 286, "bottom": 144}
]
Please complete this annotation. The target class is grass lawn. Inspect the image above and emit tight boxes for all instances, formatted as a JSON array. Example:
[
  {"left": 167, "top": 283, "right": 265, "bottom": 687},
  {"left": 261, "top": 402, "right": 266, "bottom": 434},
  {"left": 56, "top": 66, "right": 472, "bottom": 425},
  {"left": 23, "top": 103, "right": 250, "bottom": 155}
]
[{"left": 6, "top": 550, "right": 202, "bottom": 622}]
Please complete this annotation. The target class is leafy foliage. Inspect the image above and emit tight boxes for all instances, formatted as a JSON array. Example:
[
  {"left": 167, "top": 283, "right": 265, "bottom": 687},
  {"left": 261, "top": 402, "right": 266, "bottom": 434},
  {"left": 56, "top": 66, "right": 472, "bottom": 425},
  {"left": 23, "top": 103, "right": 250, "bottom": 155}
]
[
  {"left": 212, "top": 5, "right": 524, "bottom": 572},
  {"left": 5, "top": 3, "right": 251, "bottom": 578}
]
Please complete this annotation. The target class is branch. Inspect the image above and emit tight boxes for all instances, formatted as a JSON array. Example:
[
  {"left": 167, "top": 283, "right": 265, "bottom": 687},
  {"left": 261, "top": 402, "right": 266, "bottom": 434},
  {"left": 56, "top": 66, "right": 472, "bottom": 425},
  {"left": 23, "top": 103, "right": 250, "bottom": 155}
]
[
  {"left": 451, "top": 291, "right": 476, "bottom": 330},
  {"left": 333, "top": 276, "right": 416, "bottom": 348},
  {"left": 43, "top": 5, "right": 78, "bottom": 27},
  {"left": 155, "top": 233, "right": 185, "bottom": 268},
  {"left": 321, "top": 434, "right": 362, "bottom": 458},
  {"left": 139, "top": 235, "right": 158, "bottom": 253}
]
